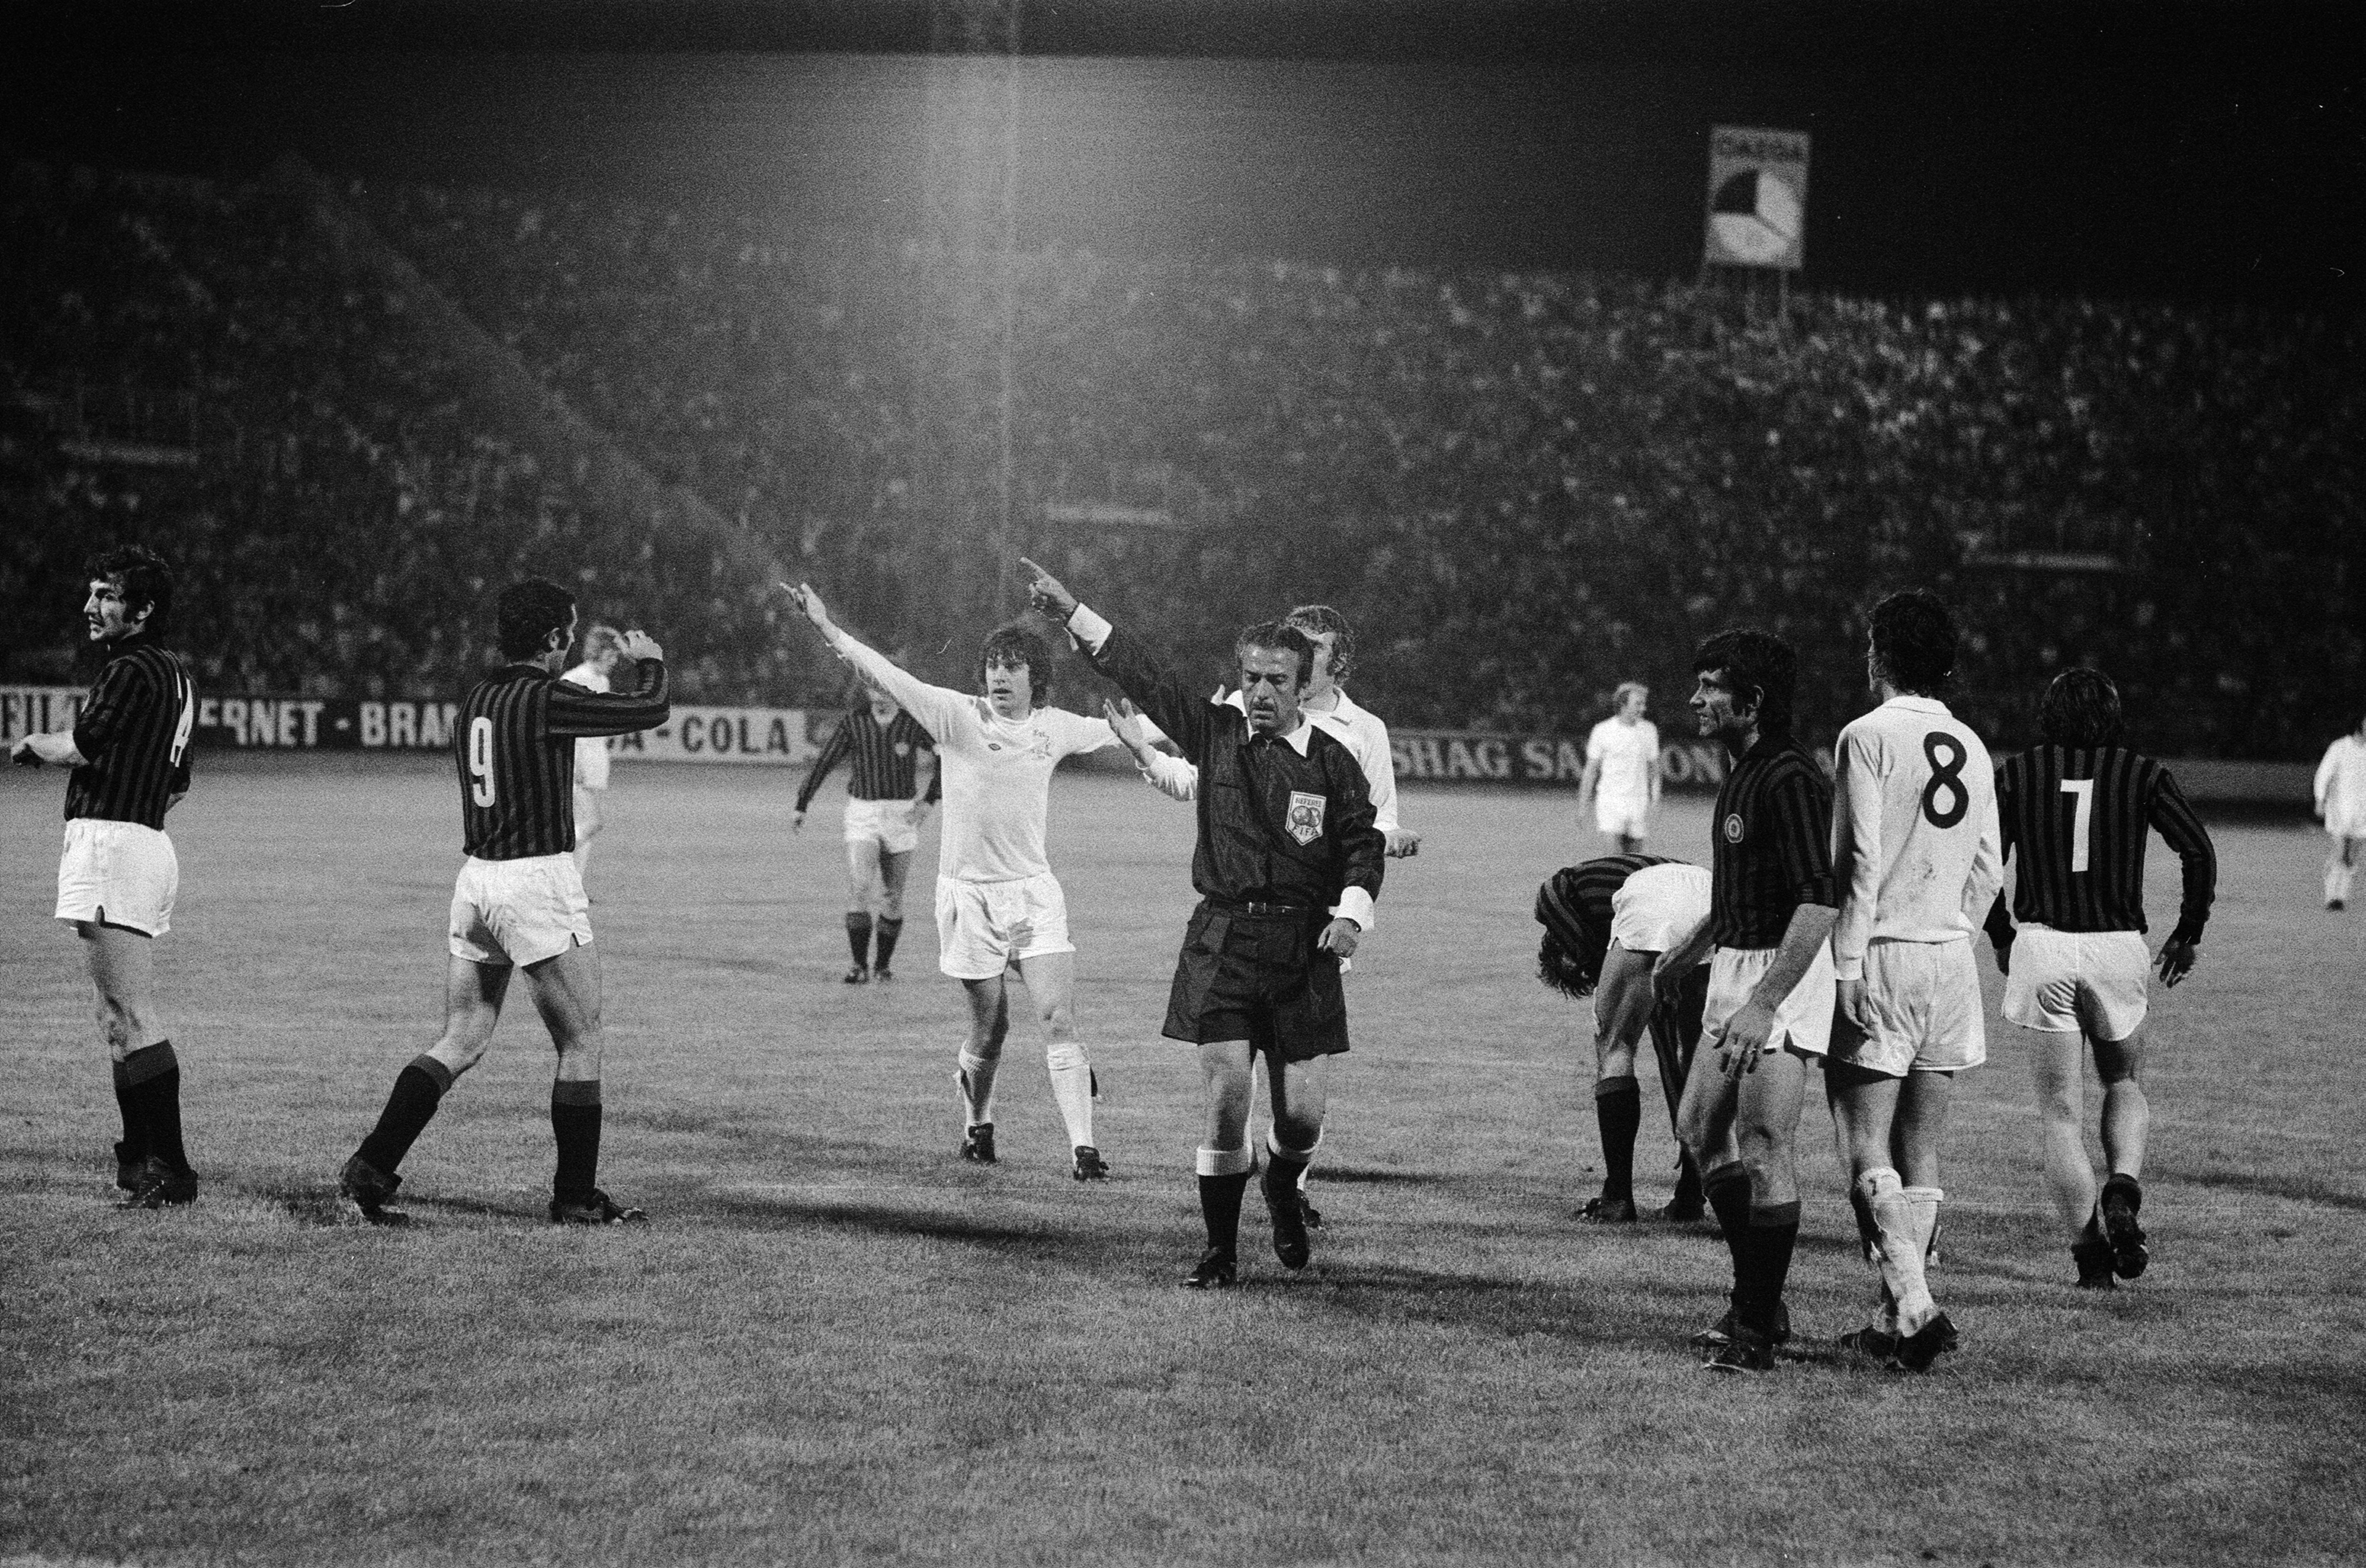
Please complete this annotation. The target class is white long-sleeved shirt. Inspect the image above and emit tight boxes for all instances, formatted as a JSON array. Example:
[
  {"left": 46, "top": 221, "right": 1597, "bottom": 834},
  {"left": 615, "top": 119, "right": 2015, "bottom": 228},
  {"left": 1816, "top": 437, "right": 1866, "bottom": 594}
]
[
  {"left": 1829, "top": 694, "right": 2004, "bottom": 981},
  {"left": 2316, "top": 734, "right": 2366, "bottom": 837},
  {"left": 825, "top": 627, "right": 1116, "bottom": 883},
  {"left": 561, "top": 660, "right": 612, "bottom": 789}
]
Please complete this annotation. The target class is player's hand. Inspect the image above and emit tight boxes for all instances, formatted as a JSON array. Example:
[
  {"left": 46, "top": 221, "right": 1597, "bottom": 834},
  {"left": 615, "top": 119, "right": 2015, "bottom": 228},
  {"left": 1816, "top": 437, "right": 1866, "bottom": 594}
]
[
  {"left": 10, "top": 736, "right": 41, "bottom": 768},
  {"left": 778, "top": 580, "right": 834, "bottom": 634},
  {"left": 1384, "top": 827, "right": 1422, "bottom": 859},
  {"left": 619, "top": 630, "right": 663, "bottom": 663},
  {"left": 1836, "top": 976, "right": 1869, "bottom": 1033},
  {"left": 1649, "top": 948, "right": 1687, "bottom": 1007},
  {"left": 2157, "top": 938, "right": 2198, "bottom": 988},
  {"left": 791, "top": 809, "right": 806, "bottom": 834},
  {"left": 1101, "top": 698, "right": 1154, "bottom": 761},
  {"left": 1318, "top": 917, "right": 1361, "bottom": 958},
  {"left": 1717, "top": 998, "right": 1777, "bottom": 1077},
  {"left": 1017, "top": 557, "right": 1078, "bottom": 623}
]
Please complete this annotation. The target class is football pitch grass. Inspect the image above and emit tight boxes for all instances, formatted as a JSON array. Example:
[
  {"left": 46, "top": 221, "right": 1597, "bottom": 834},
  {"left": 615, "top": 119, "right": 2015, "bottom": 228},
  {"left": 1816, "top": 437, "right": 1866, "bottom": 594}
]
[{"left": 4, "top": 756, "right": 2360, "bottom": 1566}]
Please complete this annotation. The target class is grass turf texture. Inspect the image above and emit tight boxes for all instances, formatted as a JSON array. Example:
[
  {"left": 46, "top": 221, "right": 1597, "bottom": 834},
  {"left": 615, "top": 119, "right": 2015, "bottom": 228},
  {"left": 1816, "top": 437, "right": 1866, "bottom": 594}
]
[{"left": 3, "top": 755, "right": 2360, "bottom": 1567}]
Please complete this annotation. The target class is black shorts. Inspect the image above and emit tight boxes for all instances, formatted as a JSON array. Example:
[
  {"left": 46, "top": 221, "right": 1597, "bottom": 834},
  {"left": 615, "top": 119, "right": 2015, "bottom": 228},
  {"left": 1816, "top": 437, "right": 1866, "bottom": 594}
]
[{"left": 1162, "top": 901, "right": 1350, "bottom": 1062}]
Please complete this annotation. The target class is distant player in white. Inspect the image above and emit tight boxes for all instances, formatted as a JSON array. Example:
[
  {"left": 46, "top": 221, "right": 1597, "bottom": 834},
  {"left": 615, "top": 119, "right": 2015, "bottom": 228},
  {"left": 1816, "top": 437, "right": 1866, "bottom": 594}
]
[
  {"left": 2314, "top": 714, "right": 2366, "bottom": 910},
  {"left": 1579, "top": 683, "right": 1661, "bottom": 854},
  {"left": 784, "top": 582, "right": 1119, "bottom": 1180},
  {"left": 562, "top": 626, "right": 625, "bottom": 879},
  {"left": 1825, "top": 590, "right": 2001, "bottom": 1371}
]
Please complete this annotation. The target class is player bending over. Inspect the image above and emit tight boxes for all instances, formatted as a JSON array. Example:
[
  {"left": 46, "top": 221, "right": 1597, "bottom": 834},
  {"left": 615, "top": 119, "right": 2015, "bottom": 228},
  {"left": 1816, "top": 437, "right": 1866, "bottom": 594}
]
[
  {"left": 2313, "top": 713, "right": 2366, "bottom": 910},
  {"left": 1824, "top": 592, "right": 2001, "bottom": 1371},
  {"left": 13, "top": 546, "right": 201, "bottom": 1209},
  {"left": 1654, "top": 628, "right": 1838, "bottom": 1374},
  {"left": 784, "top": 582, "right": 1118, "bottom": 1179},
  {"left": 1535, "top": 856, "right": 1712, "bottom": 1223},
  {"left": 1985, "top": 668, "right": 2215, "bottom": 1287},
  {"left": 339, "top": 580, "right": 670, "bottom": 1225},
  {"left": 794, "top": 679, "right": 939, "bottom": 983},
  {"left": 1025, "top": 558, "right": 1384, "bottom": 1288}
]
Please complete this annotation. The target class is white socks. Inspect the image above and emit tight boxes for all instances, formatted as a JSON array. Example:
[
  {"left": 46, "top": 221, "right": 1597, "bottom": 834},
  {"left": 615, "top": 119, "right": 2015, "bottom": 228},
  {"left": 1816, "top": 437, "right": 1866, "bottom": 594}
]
[
  {"left": 1858, "top": 1167, "right": 1938, "bottom": 1334},
  {"left": 1045, "top": 1043, "right": 1095, "bottom": 1149},
  {"left": 957, "top": 1051, "right": 998, "bottom": 1128}
]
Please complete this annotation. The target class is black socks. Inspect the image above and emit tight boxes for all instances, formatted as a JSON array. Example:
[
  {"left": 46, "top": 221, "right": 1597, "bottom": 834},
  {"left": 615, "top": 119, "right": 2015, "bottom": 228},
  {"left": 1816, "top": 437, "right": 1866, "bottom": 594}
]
[
  {"left": 1594, "top": 1076, "right": 1641, "bottom": 1202},
  {"left": 1198, "top": 1171, "right": 1251, "bottom": 1256},
  {"left": 551, "top": 1080, "right": 603, "bottom": 1203},
  {"left": 120, "top": 1040, "right": 189, "bottom": 1174},
  {"left": 874, "top": 916, "right": 904, "bottom": 970},
  {"left": 844, "top": 912, "right": 873, "bottom": 967},
  {"left": 358, "top": 1056, "right": 453, "bottom": 1175}
]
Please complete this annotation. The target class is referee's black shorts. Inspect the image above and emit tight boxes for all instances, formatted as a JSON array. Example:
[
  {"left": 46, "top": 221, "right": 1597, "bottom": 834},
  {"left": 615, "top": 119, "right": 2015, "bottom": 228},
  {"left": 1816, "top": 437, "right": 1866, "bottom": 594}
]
[{"left": 1162, "top": 900, "right": 1350, "bottom": 1062}]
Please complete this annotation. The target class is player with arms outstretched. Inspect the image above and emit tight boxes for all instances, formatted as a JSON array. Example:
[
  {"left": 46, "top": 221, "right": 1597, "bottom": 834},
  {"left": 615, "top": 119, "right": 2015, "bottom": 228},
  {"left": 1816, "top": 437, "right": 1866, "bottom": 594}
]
[
  {"left": 794, "top": 682, "right": 939, "bottom": 983},
  {"left": 338, "top": 579, "right": 670, "bottom": 1225},
  {"left": 783, "top": 582, "right": 1117, "bottom": 1179}
]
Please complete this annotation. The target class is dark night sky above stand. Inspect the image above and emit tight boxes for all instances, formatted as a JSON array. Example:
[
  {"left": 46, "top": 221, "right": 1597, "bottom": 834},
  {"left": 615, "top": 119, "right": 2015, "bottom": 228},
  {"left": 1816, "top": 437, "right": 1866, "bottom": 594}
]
[{"left": 2, "top": 0, "right": 2358, "bottom": 306}]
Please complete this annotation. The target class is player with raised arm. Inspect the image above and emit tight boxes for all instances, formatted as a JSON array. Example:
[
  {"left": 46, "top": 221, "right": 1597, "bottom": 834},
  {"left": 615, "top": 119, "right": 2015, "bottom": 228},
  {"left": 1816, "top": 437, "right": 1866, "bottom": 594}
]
[
  {"left": 1578, "top": 682, "right": 1663, "bottom": 854},
  {"left": 562, "top": 626, "right": 626, "bottom": 882},
  {"left": 794, "top": 682, "right": 939, "bottom": 983},
  {"left": 783, "top": 583, "right": 1118, "bottom": 1179},
  {"left": 337, "top": 579, "right": 670, "bottom": 1226},
  {"left": 1824, "top": 592, "right": 2002, "bottom": 1371},
  {"left": 13, "top": 546, "right": 200, "bottom": 1209},
  {"left": 1985, "top": 668, "right": 2215, "bottom": 1287},
  {"left": 2313, "top": 713, "right": 2366, "bottom": 910},
  {"left": 1023, "top": 558, "right": 1385, "bottom": 1288},
  {"left": 1653, "top": 629, "right": 1838, "bottom": 1373},
  {"left": 1535, "top": 855, "right": 1713, "bottom": 1223}
]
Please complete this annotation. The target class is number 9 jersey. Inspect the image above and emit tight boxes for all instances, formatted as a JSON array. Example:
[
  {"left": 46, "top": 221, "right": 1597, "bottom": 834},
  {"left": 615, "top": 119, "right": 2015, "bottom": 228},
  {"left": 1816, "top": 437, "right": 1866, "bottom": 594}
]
[
  {"left": 457, "top": 659, "right": 670, "bottom": 860},
  {"left": 1828, "top": 695, "right": 2003, "bottom": 981}
]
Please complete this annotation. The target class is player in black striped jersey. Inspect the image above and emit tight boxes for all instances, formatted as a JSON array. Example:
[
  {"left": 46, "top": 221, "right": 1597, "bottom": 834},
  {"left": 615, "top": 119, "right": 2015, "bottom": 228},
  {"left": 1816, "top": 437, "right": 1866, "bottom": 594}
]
[
  {"left": 13, "top": 546, "right": 201, "bottom": 1209},
  {"left": 338, "top": 579, "right": 670, "bottom": 1227},
  {"left": 794, "top": 682, "right": 939, "bottom": 983},
  {"left": 1983, "top": 668, "right": 2215, "bottom": 1287}
]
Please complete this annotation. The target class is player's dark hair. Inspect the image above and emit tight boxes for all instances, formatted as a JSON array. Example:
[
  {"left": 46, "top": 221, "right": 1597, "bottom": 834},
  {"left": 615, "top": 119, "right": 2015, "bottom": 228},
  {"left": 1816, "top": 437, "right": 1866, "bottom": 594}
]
[
  {"left": 1236, "top": 621, "right": 1318, "bottom": 691},
  {"left": 496, "top": 578, "right": 577, "bottom": 661},
  {"left": 2039, "top": 668, "right": 2125, "bottom": 748},
  {"left": 979, "top": 623, "right": 1053, "bottom": 709},
  {"left": 1692, "top": 628, "right": 1796, "bottom": 736},
  {"left": 1534, "top": 868, "right": 1610, "bottom": 998},
  {"left": 1285, "top": 603, "right": 1353, "bottom": 685},
  {"left": 1868, "top": 589, "right": 1957, "bottom": 695},
  {"left": 86, "top": 544, "right": 174, "bottom": 639}
]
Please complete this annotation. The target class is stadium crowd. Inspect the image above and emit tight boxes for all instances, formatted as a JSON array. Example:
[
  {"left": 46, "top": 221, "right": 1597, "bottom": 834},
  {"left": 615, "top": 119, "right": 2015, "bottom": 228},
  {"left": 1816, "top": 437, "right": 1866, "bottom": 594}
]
[{"left": 3, "top": 158, "right": 2357, "bottom": 756}]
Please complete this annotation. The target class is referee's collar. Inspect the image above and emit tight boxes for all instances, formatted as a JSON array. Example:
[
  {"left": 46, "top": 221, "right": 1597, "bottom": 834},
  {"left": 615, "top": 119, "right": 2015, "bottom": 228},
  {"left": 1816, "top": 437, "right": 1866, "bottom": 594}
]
[{"left": 1240, "top": 712, "right": 1315, "bottom": 754}]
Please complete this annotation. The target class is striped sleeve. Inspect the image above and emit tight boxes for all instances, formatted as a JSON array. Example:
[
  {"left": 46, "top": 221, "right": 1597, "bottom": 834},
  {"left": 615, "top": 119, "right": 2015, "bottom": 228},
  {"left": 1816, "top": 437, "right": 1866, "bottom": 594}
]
[
  {"left": 797, "top": 717, "right": 854, "bottom": 812},
  {"left": 2147, "top": 766, "right": 2217, "bottom": 945},
  {"left": 547, "top": 661, "right": 670, "bottom": 739},
  {"left": 1770, "top": 764, "right": 1837, "bottom": 910},
  {"left": 70, "top": 659, "right": 142, "bottom": 758}
]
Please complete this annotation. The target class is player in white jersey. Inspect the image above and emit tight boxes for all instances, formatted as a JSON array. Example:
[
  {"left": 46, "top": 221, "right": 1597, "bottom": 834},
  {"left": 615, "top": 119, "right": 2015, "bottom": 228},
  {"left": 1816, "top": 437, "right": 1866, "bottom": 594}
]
[
  {"left": 1825, "top": 590, "right": 2001, "bottom": 1371},
  {"left": 784, "top": 583, "right": 1119, "bottom": 1180},
  {"left": 1579, "top": 683, "right": 1661, "bottom": 854},
  {"left": 561, "top": 626, "right": 625, "bottom": 880},
  {"left": 2313, "top": 715, "right": 2366, "bottom": 909}
]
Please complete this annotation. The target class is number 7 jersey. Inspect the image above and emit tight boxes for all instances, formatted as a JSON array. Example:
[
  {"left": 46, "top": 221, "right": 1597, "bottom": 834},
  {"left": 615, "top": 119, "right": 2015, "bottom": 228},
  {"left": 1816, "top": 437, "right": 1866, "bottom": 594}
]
[
  {"left": 456, "top": 659, "right": 670, "bottom": 860},
  {"left": 1829, "top": 694, "right": 2004, "bottom": 980},
  {"left": 1985, "top": 742, "right": 2216, "bottom": 946}
]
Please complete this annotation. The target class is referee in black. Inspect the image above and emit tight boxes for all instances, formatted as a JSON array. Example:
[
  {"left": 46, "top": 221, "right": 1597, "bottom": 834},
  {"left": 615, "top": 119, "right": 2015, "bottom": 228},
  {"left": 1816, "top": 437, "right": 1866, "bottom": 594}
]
[
  {"left": 1984, "top": 667, "right": 2216, "bottom": 1286},
  {"left": 794, "top": 683, "right": 940, "bottom": 982},
  {"left": 1020, "top": 557, "right": 1385, "bottom": 1288},
  {"left": 14, "top": 546, "right": 201, "bottom": 1208}
]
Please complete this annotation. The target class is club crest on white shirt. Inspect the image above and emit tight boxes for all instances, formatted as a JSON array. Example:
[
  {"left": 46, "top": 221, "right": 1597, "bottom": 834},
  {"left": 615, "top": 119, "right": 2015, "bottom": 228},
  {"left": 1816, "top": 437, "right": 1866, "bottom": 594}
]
[{"left": 1287, "top": 790, "right": 1327, "bottom": 845}]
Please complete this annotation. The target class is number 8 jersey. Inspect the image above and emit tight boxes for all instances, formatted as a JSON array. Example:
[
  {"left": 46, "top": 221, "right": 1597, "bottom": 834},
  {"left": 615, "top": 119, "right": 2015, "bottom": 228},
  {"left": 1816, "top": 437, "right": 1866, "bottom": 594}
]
[
  {"left": 1829, "top": 694, "right": 2004, "bottom": 980},
  {"left": 456, "top": 659, "right": 670, "bottom": 860}
]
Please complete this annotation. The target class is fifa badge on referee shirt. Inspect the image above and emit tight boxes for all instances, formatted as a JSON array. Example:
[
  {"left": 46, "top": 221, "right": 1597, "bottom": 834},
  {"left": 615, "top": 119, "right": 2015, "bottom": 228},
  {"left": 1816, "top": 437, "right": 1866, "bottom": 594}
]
[{"left": 1287, "top": 791, "right": 1327, "bottom": 845}]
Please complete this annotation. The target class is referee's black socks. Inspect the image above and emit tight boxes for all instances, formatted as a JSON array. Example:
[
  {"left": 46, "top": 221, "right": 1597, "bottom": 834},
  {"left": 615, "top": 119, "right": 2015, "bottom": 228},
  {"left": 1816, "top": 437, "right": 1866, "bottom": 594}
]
[
  {"left": 120, "top": 1040, "right": 190, "bottom": 1175},
  {"left": 551, "top": 1079, "right": 602, "bottom": 1202},
  {"left": 1195, "top": 1147, "right": 1254, "bottom": 1257},
  {"left": 358, "top": 1055, "right": 453, "bottom": 1176},
  {"left": 1594, "top": 1076, "right": 1641, "bottom": 1203}
]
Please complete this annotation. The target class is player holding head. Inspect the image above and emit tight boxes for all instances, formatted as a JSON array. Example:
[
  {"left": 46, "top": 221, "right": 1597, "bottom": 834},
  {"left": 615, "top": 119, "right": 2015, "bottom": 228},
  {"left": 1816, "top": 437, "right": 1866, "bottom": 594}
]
[
  {"left": 13, "top": 546, "right": 200, "bottom": 1208},
  {"left": 1579, "top": 682, "right": 1662, "bottom": 855},
  {"left": 2313, "top": 712, "right": 2366, "bottom": 909},
  {"left": 562, "top": 625, "right": 627, "bottom": 880},
  {"left": 793, "top": 675, "right": 940, "bottom": 983},
  {"left": 784, "top": 583, "right": 1119, "bottom": 1180},
  {"left": 1026, "top": 558, "right": 1384, "bottom": 1288},
  {"left": 338, "top": 579, "right": 670, "bottom": 1225},
  {"left": 1823, "top": 590, "right": 2001, "bottom": 1370},
  {"left": 1986, "top": 667, "right": 2215, "bottom": 1287},
  {"left": 1536, "top": 855, "right": 1713, "bottom": 1223},
  {"left": 1653, "top": 628, "right": 1838, "bottom": 1372}
]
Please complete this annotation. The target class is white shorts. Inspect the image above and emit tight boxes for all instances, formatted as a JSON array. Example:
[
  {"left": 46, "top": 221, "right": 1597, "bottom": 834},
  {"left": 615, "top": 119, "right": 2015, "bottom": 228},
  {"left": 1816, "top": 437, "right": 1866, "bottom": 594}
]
[
  {"left": 1596, "top": 796, "right": 1653, "bottom": 838},
  {"left": 1704, "top": 940, "right": 1838, "bottom": 1058},
  {"left": 1830, "top": 939, "right": 1986, "bottom": 1077},
  {"left": 845, "top": 797, "right": 921, "bottom": 855},
  {"left": 1610, "top": 862, "right": 1711, "bottom": 954},
  {"left": 935, "top": 872, "right": 1072, "bottom": 980},
  {"left": 2002, "top": 924, "right": 2150, "bottom": 1041},
  {"left": 448, "top": 854, "right": 593, "bottom": 968},
  {"left": 55, "top": 819, "right": 178, "bottom": 937}
]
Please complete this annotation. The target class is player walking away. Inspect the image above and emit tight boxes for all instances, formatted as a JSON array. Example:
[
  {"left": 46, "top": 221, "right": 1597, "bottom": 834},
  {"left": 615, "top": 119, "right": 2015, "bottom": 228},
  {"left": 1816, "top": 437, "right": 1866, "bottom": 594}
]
[
  {"left": 794, "top": 681, "right": 940, "bottom": 983},
  {"left": 783, "top": 583, "right": 1118, "bottom": 1180},
  {"left": 2313, "top": 714, "right": 2366, "bottom": 909},
  {"left": 1984, "top": 668, "right": 2215, "bottom": 1287},
  {"left": 1824, "top": 591, "right": 2002, "bottom": 1371},
  {"left": 1535, "top": 856, "right": 1713, "bottom": 1223},
  {"left": 338, "top": 580, "right": 670, "bottom": 1226},
  {"left": 1653, "top": 630, "right": 1838, "bottom": 1373},
  {"left": 1022, "top": 558, "right": 1385, "bottom": 1288},
  {"left": 1579, "top": 683, "right": 1662, "bottom": 855},
  {"left": 562, "top": 626, "right": 626, "bottom": 881},
  {"left": 13, "top": 546, "right": 199, "bottom": 1209}
]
